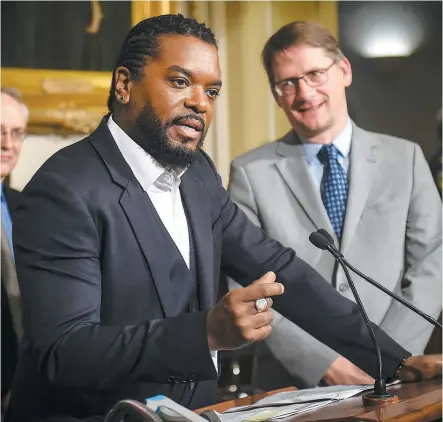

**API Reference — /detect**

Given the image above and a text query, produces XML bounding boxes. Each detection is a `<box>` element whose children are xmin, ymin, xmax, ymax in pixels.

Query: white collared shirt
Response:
<box><xmin>300</xmin><ymin>118</ymin><xmax>353</xmax><ymax>189</ymax></box>
<box><xmin>108</xmin><ymin>116</ymin><xmax>218</xmax><ymax>370</ymax></box>
<box><xmin>108</xmin><ymin>115</ymin><xmax>190</xmax><ymax>269</ymax></box>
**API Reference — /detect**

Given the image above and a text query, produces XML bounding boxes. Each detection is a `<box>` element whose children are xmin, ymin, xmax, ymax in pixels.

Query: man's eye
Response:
<box><xmin>206</xmin><ymin>89</ymin><xmax>220</xmax><ymax>99</ymax></box>
<box><xmin>281</xmin><ymin>80</ymin><xmax>294</xmax><ymax>87</ymax></box>
<box><xmin>171</xmin><ymin>78</ymin><xmax>189</xmax><ymax>88</ymax></box>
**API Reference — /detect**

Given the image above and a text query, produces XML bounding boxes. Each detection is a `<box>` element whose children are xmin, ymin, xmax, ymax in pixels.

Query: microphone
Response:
<box><xmin>104</xmin><ymin>399</ymin><xmax>164</xmax><ymax>422</ymax></box>
<box><xmin>315</xmin><ymin>228</ymin><xmax>442</xmax><ymax>329</ymax></box>
<box><xmin>309</xmin><ymin>230</ymin><xmax>395</xmax><ymax>404</ymax></box>
<box><xmin>105</xmin><ymin>397</ymin><xmax>212</xmax><ymax>422</ymax></box>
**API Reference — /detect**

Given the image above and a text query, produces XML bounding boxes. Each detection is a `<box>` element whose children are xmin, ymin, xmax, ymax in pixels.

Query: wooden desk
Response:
<box><xmin>197</xmin><ymin>379</ymin><xmax>442</xmax><ymax>421</ymax></box>
<box><xmin>196</xmin><ymin>387</ymin><xmax>297</xmax><ymax>415</ymax></box>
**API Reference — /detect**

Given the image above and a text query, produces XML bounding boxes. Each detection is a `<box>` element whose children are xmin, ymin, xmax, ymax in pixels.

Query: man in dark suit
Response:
<box><xmin>8</xmin><ymin>14</ymin><xmax>442</xmax><ymax>422</ymax></box>
<box><xmin>1</xmin><ymin>88</ymin><xmax>27</xmax><ymax>416</ymax></box>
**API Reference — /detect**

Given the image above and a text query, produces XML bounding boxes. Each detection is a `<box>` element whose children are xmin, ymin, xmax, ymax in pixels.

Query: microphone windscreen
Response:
<box><xmin>317</xmin><ymin>229</ymin><xmax>334</xmax><ymax>244</ymax></box>
<box><xmin>309</xmin><ymin>232</ymin><xmax>330</xmax><ymax>250</ymax></box>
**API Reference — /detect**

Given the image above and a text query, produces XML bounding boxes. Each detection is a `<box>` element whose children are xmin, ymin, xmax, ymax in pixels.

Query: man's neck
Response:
<box><xmin>299</xmin><ymin>116</ymin><xmax>350</xmax><ymax>145</ymax></box>
<box><xmin>112</xmin><ymin>113</ymin><xmax>135</xmax><ymax>140</ymax></box>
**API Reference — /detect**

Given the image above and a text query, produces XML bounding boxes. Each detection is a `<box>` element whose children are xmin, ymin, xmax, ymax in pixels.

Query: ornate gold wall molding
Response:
<box><xmin>2</xmin><ymin>67</ymin><xmax>111</xmax><ymax>135</ymax></box>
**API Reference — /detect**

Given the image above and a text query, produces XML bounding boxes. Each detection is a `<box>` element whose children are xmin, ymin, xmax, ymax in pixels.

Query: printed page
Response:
<box><xmin>224</xmin><ymin>384</ymin><xmax>374</xmax><ymax>413</ymax></box>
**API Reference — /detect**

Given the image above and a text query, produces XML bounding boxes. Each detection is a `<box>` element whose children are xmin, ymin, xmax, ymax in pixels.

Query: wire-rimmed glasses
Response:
<box><xmin>274</xmin><ymin>61</ymin><xmax>336</xmax><ymax>97</ymax></box>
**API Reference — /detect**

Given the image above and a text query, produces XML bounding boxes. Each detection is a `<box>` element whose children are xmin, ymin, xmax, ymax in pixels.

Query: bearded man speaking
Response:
<box><xmin>8</xmin><ymin>14</ymin><xmax>442</xmax><ymax>422</ymax></box>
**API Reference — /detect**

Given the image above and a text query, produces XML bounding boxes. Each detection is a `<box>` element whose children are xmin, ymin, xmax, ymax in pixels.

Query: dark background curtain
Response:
<box><xmin>1</xmin><ymin>1</ymin><xmax>131</xmax><ymax>71</ymax></box>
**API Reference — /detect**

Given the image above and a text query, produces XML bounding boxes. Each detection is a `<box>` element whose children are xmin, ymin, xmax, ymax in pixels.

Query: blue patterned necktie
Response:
<box><xmin>317</xmin><ymin>144</ymin><xmax>348</xmax><ymax>238</ymax></box>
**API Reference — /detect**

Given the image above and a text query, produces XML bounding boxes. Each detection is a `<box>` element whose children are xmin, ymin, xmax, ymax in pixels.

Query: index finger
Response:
<box><xmin>252</xmin><ymin>271</ymin><xmax>277</xmax><ymax>285</ymax></box>
<box><xmin>237</xmin><ymin>281</ymin><xmax>285</xmax><ymax>302</ymax></box>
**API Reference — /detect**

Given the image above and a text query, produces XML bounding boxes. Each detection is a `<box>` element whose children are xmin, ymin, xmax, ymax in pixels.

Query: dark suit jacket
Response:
<box><xmin>9</xmin><ymin>118</ymin><xmax>409</xmax><ymax>421</ymax></box>
<box><xmin>2</xmin><ymin>186</ymin><xmax>22</xmax><ymax>400</ymax></box>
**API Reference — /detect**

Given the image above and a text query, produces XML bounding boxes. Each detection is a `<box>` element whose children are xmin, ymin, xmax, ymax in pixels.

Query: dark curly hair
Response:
<box><xmin>107</xmin><ymin>14</ymin><xmax>217</xmax><ymax>112</ymax></box>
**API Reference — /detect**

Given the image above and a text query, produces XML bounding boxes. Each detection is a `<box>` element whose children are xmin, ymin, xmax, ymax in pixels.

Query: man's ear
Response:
<box><xmin>114</xmin><ymin>66</ymin><xmax>131</xmax><ymax>105</ymax></box>
<box><xmin>338</xmin><ymin>57</ymin><xmax>353</xmax><ymax>88</ymax></box>
<box><xmin>271</xmin><ymin>87</ymin><xmax>283</xmax><ymax>108</ymax></box>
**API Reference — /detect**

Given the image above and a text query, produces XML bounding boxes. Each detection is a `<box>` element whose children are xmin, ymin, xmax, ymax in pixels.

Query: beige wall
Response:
<box><xmin>10</xmin><ymin>135</ymin><xmax>81</xmax><ymax>191</ymax></box>
<box><xmin>226</xmin><ymin>1</ymin><xmax>338</xmax><ymax>160</ymax></box>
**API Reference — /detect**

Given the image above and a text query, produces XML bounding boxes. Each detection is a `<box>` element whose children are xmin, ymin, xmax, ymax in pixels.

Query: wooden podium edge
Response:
<box><xmin>195</xmin><ymin>381</ymin><xmax>442</xmax><ymax>422</ymax></box>
<box><xmin>358</xmin><ymin>388</ymin><xmax>443</xmax><ymax>422</ymax></box>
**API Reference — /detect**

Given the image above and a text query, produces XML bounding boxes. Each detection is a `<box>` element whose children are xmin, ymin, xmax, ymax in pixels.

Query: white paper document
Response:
<box><xmin>211</xmin><ymin>384</ymin><xmax>392</xmax><ymax>422</ymax></box>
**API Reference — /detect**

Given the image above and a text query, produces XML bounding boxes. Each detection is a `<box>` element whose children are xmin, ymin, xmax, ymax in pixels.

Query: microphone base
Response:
<box><xmin>362</xmin><ymin>391</ymin><xmax>399</xmax><ymax>407</ymax></box>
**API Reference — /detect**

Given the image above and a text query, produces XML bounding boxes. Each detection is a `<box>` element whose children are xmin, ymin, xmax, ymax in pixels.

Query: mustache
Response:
<box><xmin>169</xmin><ymin>114</ymin><xmax>206</xmax><ymax>131</ymax></box>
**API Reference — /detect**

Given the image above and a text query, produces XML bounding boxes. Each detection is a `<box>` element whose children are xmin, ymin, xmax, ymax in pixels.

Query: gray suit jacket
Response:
<box><xmin>228</xmin><ymin>123</ymin><xmax>442</xmax><ymax>388</ymax></box>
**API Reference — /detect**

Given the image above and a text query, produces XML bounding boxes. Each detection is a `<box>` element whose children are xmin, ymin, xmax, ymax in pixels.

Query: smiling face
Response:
<box><xmin>272</xmin><ymin>43</ymin><xmax>352</xmax><ymax>143</ymax></box>
<box><xmin>114</xmin><ymin>34</ymin><xmax>222</xmax><ymax>169</ymax></box>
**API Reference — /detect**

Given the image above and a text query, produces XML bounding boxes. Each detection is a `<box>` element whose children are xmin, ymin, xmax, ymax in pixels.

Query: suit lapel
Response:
<box><xmin>274</xmin><ymin>131</ymin><xmax>337</xmax><ymax>244</ymax></box>
<box><xmin>341</xmin><ymin>125</ymin><xmax>382</xmax><ymax>255</ymax></box>
<box><xmin>89</xmin><ymin>117</ymin><xmax>176</xmax><ymax>317</ymax></box>
<box><xmin>119</xmin><ymin>182</ymin><xmax>177</xmax><ymax>317</ymax></box>
<box><xmin>1</xmin><ymin>223</ymin><xmax>22</xmax><ymax>341</ymax></box>
<box><xmin>180</xmin><ymin>169</ymin><xmax>215</xmax><ymax>311</ymax></box>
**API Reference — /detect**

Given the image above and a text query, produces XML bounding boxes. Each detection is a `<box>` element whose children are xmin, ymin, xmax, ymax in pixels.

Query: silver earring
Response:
<box><xmin>119</xmin><ymin>96</ymin><xmax>125</xmax><ymax>103</ymax></box>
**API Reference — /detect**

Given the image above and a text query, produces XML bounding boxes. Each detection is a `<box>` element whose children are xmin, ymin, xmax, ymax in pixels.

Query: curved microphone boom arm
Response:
<box><xmin>316</xmin><ymin>229</ymin><xmax>442</xmax><ymax>329</ymax></box>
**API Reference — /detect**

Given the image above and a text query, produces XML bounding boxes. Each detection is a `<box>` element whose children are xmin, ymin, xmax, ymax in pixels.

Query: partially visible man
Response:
<box><xmin>1</xmin><ymin>88</ymin><xmax>27</xmax><ymax>413</ymax></box>
<box><xmin>228</xmin><ymin>21</ymin><xmax>442</xmax><ymax>389</ymax></box>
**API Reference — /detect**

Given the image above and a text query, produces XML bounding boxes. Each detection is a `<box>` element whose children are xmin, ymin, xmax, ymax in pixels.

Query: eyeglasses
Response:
<box><xmin>1</xmin><ymin>127</ymin><xmax>27</xmax><ymax>142</ymax></box>
<box><xmin>274</xmin><ymin>61</ymin><xmax>336</xmax><ymax>97</ymax></box>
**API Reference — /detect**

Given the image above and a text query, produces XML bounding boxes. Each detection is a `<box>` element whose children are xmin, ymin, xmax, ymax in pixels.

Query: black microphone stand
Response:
<box><xmin>309</xmin><ymin>232</ymin><xmax>399</xmax><ymax>406</ymax></box>
<box><xmin>335</xmin><ymin>253</ymin><xmax>398</xmax><ymax>403</ymax></box>
<box><xmin>316</xmin><ymin>229</ymin><xmax>442</xmax><ymax>329</ymax></box>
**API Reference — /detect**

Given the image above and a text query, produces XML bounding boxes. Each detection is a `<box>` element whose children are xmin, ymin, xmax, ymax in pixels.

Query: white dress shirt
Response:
<box><xmin>108</xmin><ymin>115</ymin><xmax>190</xmax><ymax>268</ymax></box>
<box><xmin>108</xmin><ymin>116</ymin><xmax>218</xmax><ymax>370</ymax></box>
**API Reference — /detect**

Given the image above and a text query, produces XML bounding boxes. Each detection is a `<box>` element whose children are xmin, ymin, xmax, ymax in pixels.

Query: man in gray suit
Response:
<box><xmin>228</xmin><ymin>21</ymin><xmax>442</xmax><ymax>388</ymax></box>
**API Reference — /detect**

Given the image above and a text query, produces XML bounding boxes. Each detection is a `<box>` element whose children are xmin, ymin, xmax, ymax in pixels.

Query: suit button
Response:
<box><xmin>188</xmin><ymin>373</ymin><xmax>197</xmax><ymax>383</ymax></box>
<box><xmin>167</xmin><ymin>375</ymin><xmax>176</xmax><ymax>384</ymax></box>
<box><xmin>339</xmin><ymin>284</ymin><xmax>349</xmax><ymax>292</ymax></box>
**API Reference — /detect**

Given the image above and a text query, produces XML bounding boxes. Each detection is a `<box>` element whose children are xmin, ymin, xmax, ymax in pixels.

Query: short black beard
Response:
<box><xmin>133</xmin><ymin>102</ymin><xmax>205</xmax><ymax>171</ymax></box>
